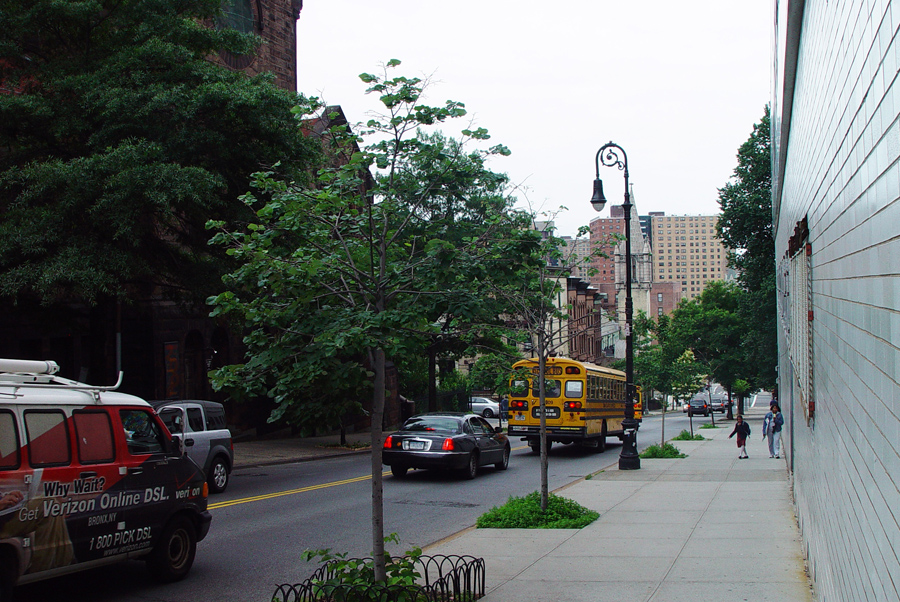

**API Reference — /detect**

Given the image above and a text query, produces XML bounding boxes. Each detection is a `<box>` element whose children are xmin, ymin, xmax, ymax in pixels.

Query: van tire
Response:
<box><xmin>0</xmin><ymin>548</ymin><xmax>17</xmax><ymax>602</ymax></box>
<box><xmin>147</xmin><ymin>515</ymin><xmax>197</xmax><ymax>582</ymax></box>
<box><xmin>208</xmin><ymin>456</ymin><xmax>230</xmax><ymax>493</ymax></box>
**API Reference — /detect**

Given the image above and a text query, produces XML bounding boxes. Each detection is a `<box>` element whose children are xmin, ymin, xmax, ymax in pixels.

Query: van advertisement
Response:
<box><xmin>1</xmin><ymin>465</ymin><xmax>203</xmax><ymax>575</ymax></box>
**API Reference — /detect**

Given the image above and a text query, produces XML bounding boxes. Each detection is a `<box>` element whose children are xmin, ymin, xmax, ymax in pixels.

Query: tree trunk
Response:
<box><xmin>370</xmin><ymin>347</ymin><xmax>386</xmax><ymax>582</ymax></box>
<box><xmin>427</xmin><ymin>345</ymin><xmax>437</xmax><ymax>412</ymax></box>
<box><xmin>660</xmin><ymin>403</ymin><xmax>666</xmax><ymax>445</ymax></box>
<box><xmin>538</xmin><ymin>334</ymin><xmax>549</xmax><ymax>512</ymax></box>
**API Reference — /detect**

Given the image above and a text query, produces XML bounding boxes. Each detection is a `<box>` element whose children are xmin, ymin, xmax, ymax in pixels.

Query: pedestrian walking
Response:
<box><xmin>763</xmin><ymin>402</ymin><xmax>785</xmax><ymax>458</ymax></box>
<box><xmin>729</xmin><ymin>414</ymin><xmax>751</xmax><ymax>458</ymax></box>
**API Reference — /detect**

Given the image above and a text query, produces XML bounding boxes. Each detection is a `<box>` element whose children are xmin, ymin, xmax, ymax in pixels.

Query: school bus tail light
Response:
<box><xmin>510</xmin><ymin>400</ymin><xmax>528</xmax><ymax>410</ymax></box>
<box><xmin>564</xmin><ymin>401</ymin><xmax>583</xmax><ymax>411</ymax></box>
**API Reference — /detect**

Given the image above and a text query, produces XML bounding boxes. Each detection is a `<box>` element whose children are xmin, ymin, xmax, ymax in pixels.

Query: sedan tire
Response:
<box><xmin>495</xmin><ymin>445</ymin><xmax>510</xmax><ymax>470</ymax></box>
<box><xmin>482</xmin><ymin>408</ymin><xmax>494</xmax><ymax>418</ymax></box>
<box><xmin>391</xmin><ymin>465</ymin><xmax>409</xmax><ymax>478</ymax></box>
<box><xmin>462</xmin><ymin>452</ymin><xmax>478</xmax><ymax>480</ymax></box>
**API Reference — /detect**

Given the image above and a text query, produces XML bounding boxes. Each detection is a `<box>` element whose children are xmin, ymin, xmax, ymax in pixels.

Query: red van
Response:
<box><xmin>0</xmin><ymin>359</ymin><xmax>212</xmax><ymax>598</ymax></box>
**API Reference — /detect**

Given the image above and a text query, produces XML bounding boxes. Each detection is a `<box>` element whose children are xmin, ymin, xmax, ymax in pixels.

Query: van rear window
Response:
<box><xmin>74</xmin><ymin>411</ymin><xmax>115</xmax><ymax>464</ymax></box>
<box><xmin>25</xmin><ymin>410</ymin><xmax>71</xmax><ymax>467</ymax></box>
<box><xmin>0</xmin><ymin>411</ymin><xmax>20</xmax><ymax>470</ymax></box>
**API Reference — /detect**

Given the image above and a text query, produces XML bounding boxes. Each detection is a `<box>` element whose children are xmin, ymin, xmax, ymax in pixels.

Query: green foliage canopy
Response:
<box><xmin>0</xmin><ymin>0</ymin><xmax>317</xmax><ymax>305</ymax></box>
<box><xmin>716</xmin><ymin>106</ymin><xmax>776</xmax><ymax>389</ymax></box>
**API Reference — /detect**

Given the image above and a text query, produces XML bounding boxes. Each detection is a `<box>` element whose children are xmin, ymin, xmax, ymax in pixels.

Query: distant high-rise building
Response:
<box><xmin>650</xmin><ymin>214</ymin><xmax>729</xmax><ymax>301</ymax></box>
<box><xmin>560</xmin><ymin>236</ymin><xmax>591</xmax><ymax>279</ymax></box>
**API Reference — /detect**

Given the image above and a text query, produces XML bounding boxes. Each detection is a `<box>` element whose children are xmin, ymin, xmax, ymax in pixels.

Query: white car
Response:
<box><xmin>469</xmin><ymin>396</ymin><xmax>501</xmax><ymax>418</ymax></box>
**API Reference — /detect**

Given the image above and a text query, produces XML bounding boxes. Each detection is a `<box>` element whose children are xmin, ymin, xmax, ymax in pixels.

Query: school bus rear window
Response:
<box><xmin>25</xmin><ymin>410</ymin><xmax>71</xmax><ymax>467</ymax></box>
<box><xmin>0</xmin><ymin>410</ymin><xmax>20</xmax><ymax>470</ymax></box>
<box><xmin>74</xmin><ymin>410</ymin><xmax>115</xmax><ymax>464</ymax></box>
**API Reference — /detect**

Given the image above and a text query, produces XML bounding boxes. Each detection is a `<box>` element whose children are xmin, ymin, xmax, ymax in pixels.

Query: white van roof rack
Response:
<box><xmin>0</xmin><ymin>359</ymin><xmax>59</xmax><ymax>375</ymax></box>
<box><xmin>0</xmin><ymin>358</ymin><xmax>123</xmax><ymax>392</ymax></box>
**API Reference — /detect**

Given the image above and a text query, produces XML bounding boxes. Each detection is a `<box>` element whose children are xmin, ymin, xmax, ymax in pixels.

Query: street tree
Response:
<box><xmin>0</xmin><ymin>0</ymin><xmax>318</xmax><ymax>311</ymax></box>
<box><xmin>669</xmin><ymin>281</ymin><xmax>745</xmax><ymax>418</ymax></box>
<box><xmin>670</xmin><ymin>350</ymin><xmax>706</xmax><ymax>436</ymax></box>
<box><xmin>489</xmin><ymin>218</ymin><xmax>607</xmax><ymax>511</ymax></box>
<box><xmin>716</xmin><ymin>106</ymin><xmax>776</xmax><ymax>391</ymax></box>
<box><xmin>207</xmin><ymin>61</ymin><xmax>538</xmax><ymax>580</ymax></box>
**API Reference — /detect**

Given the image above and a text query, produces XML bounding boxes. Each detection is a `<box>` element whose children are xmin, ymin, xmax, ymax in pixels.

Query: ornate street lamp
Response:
<box><xmin>591</xmin><ymin>142</ymin><xmax>640</xmax><ymax>470</ymax></box>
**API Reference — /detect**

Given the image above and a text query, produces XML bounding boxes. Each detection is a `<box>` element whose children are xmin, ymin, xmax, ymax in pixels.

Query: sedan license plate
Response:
<box><xmin>402</xmin><ymin>440</ymin><xmax>427</xmax><ymax>451</ymax></box>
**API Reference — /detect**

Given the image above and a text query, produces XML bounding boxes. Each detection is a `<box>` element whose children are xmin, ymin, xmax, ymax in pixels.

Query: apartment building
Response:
<box><xmin>650</xmin><ymin>214</ymin><xmax>729</xmax><ymax>300</ymax></box>
<box><xmin>559</xmin><ymin>236</ymin><xmax>591</xmax><ymax>280</ymax></box>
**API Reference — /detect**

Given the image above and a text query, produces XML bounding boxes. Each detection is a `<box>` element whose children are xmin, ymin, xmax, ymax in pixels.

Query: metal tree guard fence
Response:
<box><xmin>272</xmin><ymin>554</ymin><xmax>486</xmax><ymax>602</ymax></box>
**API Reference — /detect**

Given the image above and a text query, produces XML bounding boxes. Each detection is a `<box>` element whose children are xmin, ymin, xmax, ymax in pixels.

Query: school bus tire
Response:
<box><xmin>596</xmin><ymin>421</ymin><xmax>608</xmax><ymax>452</ymax></box>
<box><xmin>0</xmin><ymin>547</ymin><xmax>17</xmax><ymax>602</ymax></box>
<box><xmin>147</xmin><ymin>515</ymin><xmax>197</xmax><ymax>583</ymax></box>
<box><xmin>528</xmin><ymin>438</ymin><xmax>552</xmax><ymax>454</ymax></box>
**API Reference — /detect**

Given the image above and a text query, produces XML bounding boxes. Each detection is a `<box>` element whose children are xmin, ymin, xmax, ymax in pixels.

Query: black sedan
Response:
<box><xmin>382</xmin><ymin>412</ymin><xmax>511</xmax><ymax>479</ymax></box>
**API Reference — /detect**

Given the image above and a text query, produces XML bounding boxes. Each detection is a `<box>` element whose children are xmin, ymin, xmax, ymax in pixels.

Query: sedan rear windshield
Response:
<box><xmin>402</xmin><ymin>417</ymin><xmax>461</xmax><ymax>433</ymax></box>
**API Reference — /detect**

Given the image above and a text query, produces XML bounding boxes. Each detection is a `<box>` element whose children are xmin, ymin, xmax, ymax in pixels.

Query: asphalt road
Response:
<box><xmin>13</xmin><ymin>412</ymin><xmax>720</xmax><ymax>602</ymax></box>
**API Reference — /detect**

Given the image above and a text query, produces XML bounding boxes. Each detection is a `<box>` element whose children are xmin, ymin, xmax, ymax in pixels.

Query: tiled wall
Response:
<box><xmin>775</xmin><ymin>1</ymin><xmax>900</xmax><ymax>600</ymax></box>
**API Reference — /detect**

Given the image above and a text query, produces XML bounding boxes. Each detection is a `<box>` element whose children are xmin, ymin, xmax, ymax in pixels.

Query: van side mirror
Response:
<box><xmin>158</xmin><ymin>407</ymin><xmax>187</xmax><ymax>456</ymax></box>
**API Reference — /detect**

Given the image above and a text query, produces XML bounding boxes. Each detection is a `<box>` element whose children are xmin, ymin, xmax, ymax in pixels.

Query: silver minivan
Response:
<box><xmin>152</xmin><ymin>400</ymin><xmax>234</xmax><ymax>494</ymax></box>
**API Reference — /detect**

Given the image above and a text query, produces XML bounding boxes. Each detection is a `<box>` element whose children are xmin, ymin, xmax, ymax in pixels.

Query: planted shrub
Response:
<box><xmin>671</xmin><ymin>430</ymin><xmax>705</xmax><ymax>441</ymax></box>
<box><xmin>476</xmin><ymin>491</ymin><xmax>599</xmax><ymax>529</ymax></box>
<box><xmin>639</xmin><ymin>443</ymin><xmax>687</xmax><ymax>459</ymax></box>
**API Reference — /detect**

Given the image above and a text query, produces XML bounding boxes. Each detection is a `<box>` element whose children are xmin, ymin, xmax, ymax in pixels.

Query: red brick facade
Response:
<box><xmin>209</xmin><ymin>0</ymin><xmax>303</xmax><ymax>92</ymax></box>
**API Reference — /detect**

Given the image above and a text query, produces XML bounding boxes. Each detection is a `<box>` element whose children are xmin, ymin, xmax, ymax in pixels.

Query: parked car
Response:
<box><xmin>152</xmin><ymin>399</ymin><xmax>234</xmax><ymax>493</ymax></box>
<box><xmin>710</xmin><ymin>397</ymin><xmax>727</xmax><ymax>413</ymax></box>
<box><xmin>688</xmin><ymin>398</ymin><xmax>709</xmax><ymax>417</ymax></box>
<box><xmin>469</xmin><ymin>396</ymin><xmax>501</xmax><ymax>418</ymax></box>
<box><xmin>682</xmin><ymin>401</ymin><xmax>690</xmax><ymax>413</ymax></box>
<box><xmin>383</xmin><ymin>412</ymin><xmax>510</xmax><ymax>479</ymax></box>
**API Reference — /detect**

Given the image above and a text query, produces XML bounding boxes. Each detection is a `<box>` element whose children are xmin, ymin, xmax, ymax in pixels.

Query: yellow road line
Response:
<box><xmin>209</xmin><ymin>471</ymin><xmax>390</xmax><ymax>510</ymax></box>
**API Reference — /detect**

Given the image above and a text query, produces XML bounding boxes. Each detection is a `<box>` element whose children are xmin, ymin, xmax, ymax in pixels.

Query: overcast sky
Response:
<box><xmin>296</xmin><ymin>1</ymin><xmax>771</xmax><ymax>238</ymax></box>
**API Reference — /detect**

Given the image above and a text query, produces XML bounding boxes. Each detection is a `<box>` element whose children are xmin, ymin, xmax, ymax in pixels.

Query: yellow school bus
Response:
<box><xmin>507</xmin><ymin>357</ymin><xmax>641</xmax><ymax>453</ymax></box>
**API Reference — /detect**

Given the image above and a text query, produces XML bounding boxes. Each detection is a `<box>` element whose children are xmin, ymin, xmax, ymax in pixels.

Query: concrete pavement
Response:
<box><xmin>230</xmin><ymin>405</ymin><xmax>815</xmax><ymax>601</ymax></box>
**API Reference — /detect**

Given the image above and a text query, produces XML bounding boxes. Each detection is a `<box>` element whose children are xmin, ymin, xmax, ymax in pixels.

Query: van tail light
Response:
<box><xmin>383</xmin><ymin>435</ymin><xmax>393</xmax><ymax>449</ymax></box>
<box><xmin>202</xmin><ymin>482</ymin><xmax>209</xmax><ymax>498</ymax></box>
<box><xmin>442</xmin><ymin>438</ymin><xmax>455</xmax><ymax>451</ymax></box>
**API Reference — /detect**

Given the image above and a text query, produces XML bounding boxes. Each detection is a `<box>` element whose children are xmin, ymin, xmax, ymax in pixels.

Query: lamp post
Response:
<box><xmin>591</xmin><ymin>141</ymin><xmax>640</xmax><ymax>470</ymax></box>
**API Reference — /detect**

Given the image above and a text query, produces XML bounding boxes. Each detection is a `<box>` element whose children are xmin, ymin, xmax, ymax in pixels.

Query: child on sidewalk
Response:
<box><xmin>729</xmin><ymin>414</ymin><xmax>751</xmax><ymax>459</ymax></box>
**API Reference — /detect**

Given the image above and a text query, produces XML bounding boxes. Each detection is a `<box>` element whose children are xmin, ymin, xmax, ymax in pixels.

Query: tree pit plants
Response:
<box><xmin>671</xmin><ymin>429</ymin><xmax>705</xmax><ymax>441</ymax></box>
<box><xmin>476</xmin><ymin>491</ymin><xmax>599</xmax><ymax>529</ymax></box>
<box><xmin>639</xmin><ymin>443</ymin><xmax>687</xmax><ymax>459</ymax></box>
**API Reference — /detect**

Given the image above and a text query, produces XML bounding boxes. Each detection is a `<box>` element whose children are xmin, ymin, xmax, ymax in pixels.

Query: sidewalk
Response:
<box><xmin>232</xmin><ymin>431</ymin><xmax>373</xmax><ymax>468</ymax></box>
<box><xmin>425</xmin><ymin>404</ymin><xmax>815</xmax><ymax>602</ymax></box>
